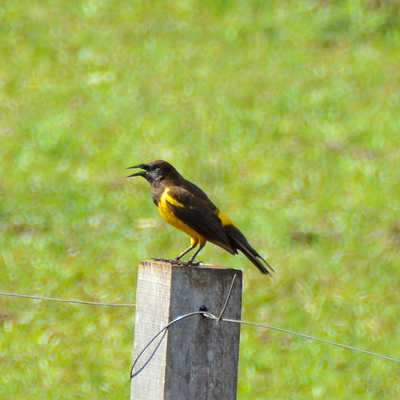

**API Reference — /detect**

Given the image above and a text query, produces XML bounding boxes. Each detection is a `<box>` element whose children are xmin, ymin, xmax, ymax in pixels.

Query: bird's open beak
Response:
<box><xmin>126</xmin><ymin>165</ymin><xmax>146</xmax><ymax>178</ymax></box>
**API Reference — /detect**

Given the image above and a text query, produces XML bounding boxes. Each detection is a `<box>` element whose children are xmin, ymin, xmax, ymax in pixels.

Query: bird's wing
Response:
<box><xmin>165</xmin><ymin>185</ymin><xmax>236</xmax><ymax>254</ymax></box>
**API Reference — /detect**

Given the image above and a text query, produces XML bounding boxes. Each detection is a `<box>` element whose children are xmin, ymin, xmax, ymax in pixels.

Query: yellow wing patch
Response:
<box><xmin>161</xmin><ymin>188</ymin><xmax>186</xmax><ymax>208</ymax></box>
<box><xmin>217</xmin><ymin>210</ymin><xmax>234</xmax><ymax>226</ymax></box>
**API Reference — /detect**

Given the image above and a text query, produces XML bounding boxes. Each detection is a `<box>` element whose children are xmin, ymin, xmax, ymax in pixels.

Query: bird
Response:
<box><xmin>126</xmin><ymin>160</ymin><xmax>274</xmax><ymax>275</ymax></box>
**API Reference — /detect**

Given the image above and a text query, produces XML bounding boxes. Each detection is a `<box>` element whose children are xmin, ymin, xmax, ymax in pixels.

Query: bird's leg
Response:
<box><xmin>153</xmin><ymin>239</ymin><xmax>205</xmax><ymax>266</ymax></box>
<box><xmin>172</xmin><ymin>239</ymin><xmax>205</xmax><ymax>266</ymax></box>
<box><xmin>152</xmin><ymin>240</ymin><xmax>198</xmax><ymax>265</ymax></box>
<box><xmin>172</xmin><ymin>237</ymin><xmax>198</xmax><ymax>261</ymax></box>
<box><xmin>186</xmin><ymin>243</ymin><xmax>206</xmax><ymax>266</ymax></box>
<box><xmin>174</xmin><ymin>243</ymin><xmax>197</xmax><ymax>261</ymax></box>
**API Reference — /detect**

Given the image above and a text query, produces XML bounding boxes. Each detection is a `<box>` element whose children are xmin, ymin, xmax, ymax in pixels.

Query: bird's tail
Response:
<box><xmin>225</xmin><ymin>225</ymin><xmax>274</xmax><ymax>275</ymax></box>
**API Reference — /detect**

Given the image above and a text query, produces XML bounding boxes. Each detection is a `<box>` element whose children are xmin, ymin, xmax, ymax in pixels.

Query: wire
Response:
<box><xmin>130</xmin><ymin>311</ymin><xmax>207</xmax><ymax>379</ymax></box>
<box><xmin>130</xmin><ymin>309</ymin><xmax>400</xmax><ymax>381</ymax></box>
<box><xmin>217</xmin><ymin>273</ymin><xmax>238</xmax><ymax>321</ymax></box>
<box><xmin>217</xmin><ymin>317</ymin><xmax>400</xmax><ymax>365</ymax></box>
<box><xmin>0</xmin><ymin>292</ymin><xmax>135</xmax><ymax>308</ymax></box>
<box><xmin>129</xmin><ymin>276</ymin><xmax>400</xmax><ymax>380</ymax></box>
<box><xmin>1</xmin><ymin>290</ymin><xmax>399</xmax><ymax>366</ymax></box>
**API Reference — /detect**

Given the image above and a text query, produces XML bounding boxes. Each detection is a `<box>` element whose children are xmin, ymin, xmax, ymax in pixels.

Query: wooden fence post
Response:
<box><xmin>130</xmin><ymin>260</ymin><xmax>242</xmax><ymax>400</ymax></box>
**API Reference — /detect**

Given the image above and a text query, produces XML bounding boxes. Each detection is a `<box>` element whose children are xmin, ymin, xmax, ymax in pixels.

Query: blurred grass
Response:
<box><xmin>1</xmin><ymin>0</ymin><xmax>400</xmax><ymax>398</ymax></box>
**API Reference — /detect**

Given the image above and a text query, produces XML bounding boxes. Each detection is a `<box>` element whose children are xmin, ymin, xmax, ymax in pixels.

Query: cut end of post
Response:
<box><xmin>139</xmin><ymin>259</ymin><xmax>241</xmax><ymax>272</ymax></box>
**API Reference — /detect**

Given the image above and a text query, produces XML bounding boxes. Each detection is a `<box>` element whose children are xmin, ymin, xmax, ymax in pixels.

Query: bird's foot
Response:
<box><xmin>151</xmin><ymin>258</ymin><xmax>176</xmax><ymax>264</ymax></box>
<box><xmin>174</xmin><ymin>259</ymin><xmax>204</xmax><ymax>266</ymax></box>
<box><xmin>151</xmin><ymin>258</ymin><xmax>203</xmax><ymax>266</ymax></box>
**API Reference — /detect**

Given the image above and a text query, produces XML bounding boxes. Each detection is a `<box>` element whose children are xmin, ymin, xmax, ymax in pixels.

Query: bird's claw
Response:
<box><xmin>151</xmin><ymin>258</ymin><xmax>203</xmax><ymax>267</ymax></box>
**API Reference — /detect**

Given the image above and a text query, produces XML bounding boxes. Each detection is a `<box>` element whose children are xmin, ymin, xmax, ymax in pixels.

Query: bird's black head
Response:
<box><xmin>126</xmin><ymin>160</ymin><xmax>180</xmax><ymax>184</ymax></box>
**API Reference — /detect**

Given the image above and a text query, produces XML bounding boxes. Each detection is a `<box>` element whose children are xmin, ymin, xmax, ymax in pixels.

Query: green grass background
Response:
<box><xmin>1</xmin><ymin>0</ymin><xmax>400</xmax><ymax>398</ymax></box>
